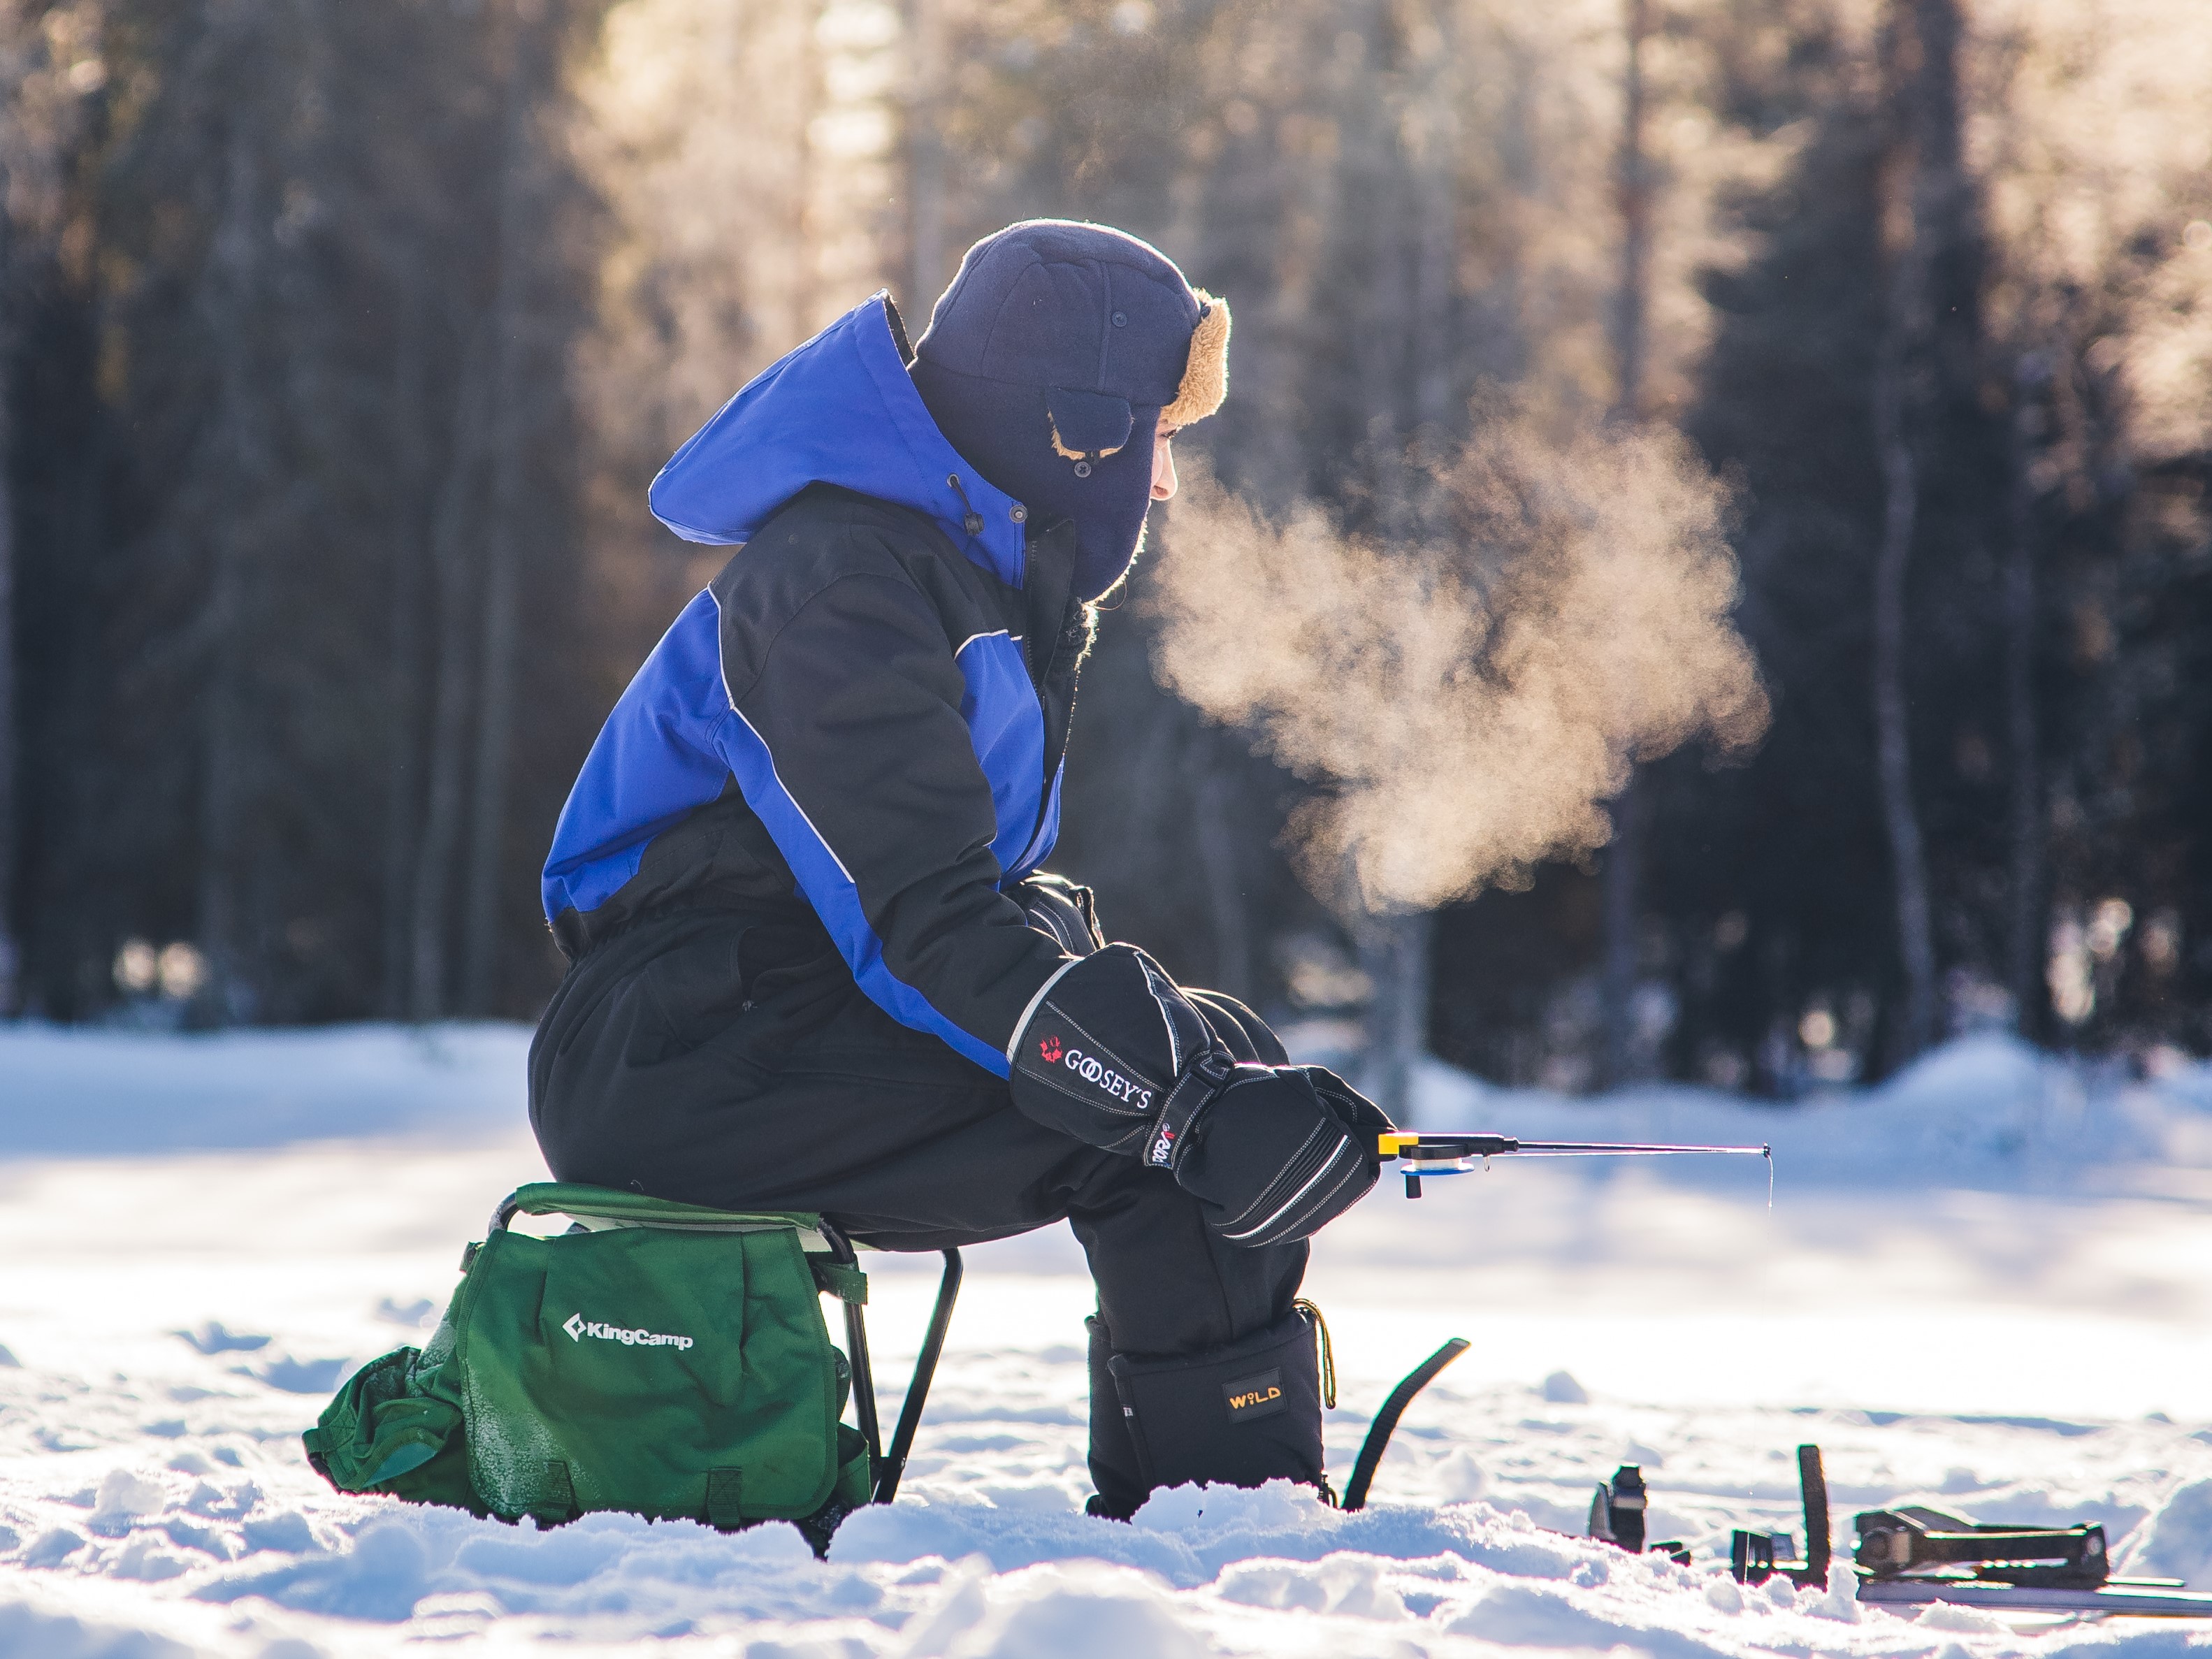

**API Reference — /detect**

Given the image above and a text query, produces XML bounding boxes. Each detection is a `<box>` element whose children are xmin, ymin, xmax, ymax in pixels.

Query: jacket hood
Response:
<box><xmin>648</xmin><ymin>294</ymin><xmax>1032</xmax><ymax>588</ymax></box>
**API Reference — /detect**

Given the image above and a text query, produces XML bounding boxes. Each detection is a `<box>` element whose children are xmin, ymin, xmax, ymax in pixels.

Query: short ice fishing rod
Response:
<box><xmin>1378</xmin><ymin>1132</ymin><xmax>1774</xmax><ymax>1199</ymax></box>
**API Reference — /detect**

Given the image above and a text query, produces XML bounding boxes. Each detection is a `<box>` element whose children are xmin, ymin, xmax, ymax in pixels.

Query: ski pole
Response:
<box><xmin>1378</xmin><ymin>1132</ymin><xmax>1773</xmax><ymax>1199</ymax></box>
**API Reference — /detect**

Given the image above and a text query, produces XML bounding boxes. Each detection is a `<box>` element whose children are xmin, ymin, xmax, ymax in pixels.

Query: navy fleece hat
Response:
<box><xmin>909</xmin><ymin>220</ymin><xmax>1230</xmax><ymax>599</ymax></box>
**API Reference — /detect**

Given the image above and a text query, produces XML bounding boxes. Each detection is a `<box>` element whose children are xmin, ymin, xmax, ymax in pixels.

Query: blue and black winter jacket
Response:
<box><xmin>542</xmin><ymin>296</ymin><xmax>1086</xmax><ymax>1077</ymax></box>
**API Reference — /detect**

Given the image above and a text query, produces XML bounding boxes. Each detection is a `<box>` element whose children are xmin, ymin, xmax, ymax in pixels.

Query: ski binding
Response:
<box><xmin>1853</xmin><ymin>1502</ymin><xmax>2212</xmax><ymax>1617</ymax></box>
<box><xmin>1737</xmin><ymin>1442</ymin><xmax>2212</xmax><ymax>1617</ymax></box>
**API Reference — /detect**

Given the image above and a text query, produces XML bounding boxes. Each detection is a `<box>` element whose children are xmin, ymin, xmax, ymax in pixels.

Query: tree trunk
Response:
<box><xmin>1410</xmin><ymin>8</ymin><xmax>1456</xmax><ymax>437</ymax></box>
<box><xmin>1600</xmin><ymin>771</ymin><xmax>1646</xmax><ymax>1086</ymax></box>
<box><xmin>196</xmin><ymin>125</ymin><xmax>271</xmax><ymax>1024</ymax></box>
<box><xmin>1609</xmin><ymin>0</ymin><xmax>1652</xmax><ymax>423</ymax></box>
<box><xmin>1599</xmin><ymin>0</ymin><xmax>1654</xmax><ymax>1089</ymax></box>
<box><xmin>381</xmin><ymin>274</ymin><xmax>433</xmax><ymax>1019</ymax></box>
<box><xmin>1870</xmin><ymin>342</ymin><xmax>1935</xmax><ymax>1058</ymax></box>
<box><xmin>1359</xmin><ymin>910</ymin><xmax>1433</xmax><ymax>1122</ymax></box>
<box><xmin>1189</xmin><ymin>728</ymin><xmax>1252</xmax><ymax>1001</ymax></box>
<box><xmin>461</xmin><ymin>0</ymin><xmax>561</xmax><ymax>1015</ymax></box>
<box><xmin>2003</xmin><ymin>360</ymin><xmax>2044</xmax><ymax>1033</ymax></box>
<box><xmin>407</xmin><ymin>321</ymin><xmax>495</xmax><ymax>1021</ymax></box>
<box><xmin>0</xmin><ymin>191</ymin><xmax>17</xmax><ymax>1015</ymax></box>
<box><xmin>1870</xmin><ymin>0</ymin><xmax>1972</xmax><ymax>1064</ymax></box>
<box><xmin>904</xmin><ymin>0</ymin><xmax>946</xmax><ymax>316</ymax></box>
<box><xmin>1347</xmin><ymin>3</ymin><xmax>1451</xmax><ymax>1102</ymax></box>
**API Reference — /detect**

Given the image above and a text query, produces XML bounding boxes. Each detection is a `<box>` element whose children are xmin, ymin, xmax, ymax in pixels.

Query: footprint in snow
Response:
<box><xmin>251</xmin><ymin>1356</ymin><xmax>352</xmax><ymax>1394</ymax></box>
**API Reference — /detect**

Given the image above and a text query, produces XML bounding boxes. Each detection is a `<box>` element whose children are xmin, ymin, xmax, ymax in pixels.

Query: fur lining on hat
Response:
<box><xmin>1048</xmin><ymin>415</ymin><xmax>1127</xmax><ymax>463</ymax></box>
<box><xmin>1162</xmin><ymin>290</ymin><xmax>1231</xmax><ymax>427</ymax></box>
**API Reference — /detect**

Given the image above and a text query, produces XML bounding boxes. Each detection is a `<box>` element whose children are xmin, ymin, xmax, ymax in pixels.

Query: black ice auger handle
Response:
<box><xmin>1795</xmin><ymin>1443</ymin><xmax>1832</xmax><ymax>1586</ymax></box>
<box><xmin>1341</xmin><ymin>1337</ymin><xmax>1472</xmax><ymax>1512</ymax></box>
<box><xmin>873</xmin><ymin>1248</ymin><xmax>964</xmax><ymax>1507</ymax></box>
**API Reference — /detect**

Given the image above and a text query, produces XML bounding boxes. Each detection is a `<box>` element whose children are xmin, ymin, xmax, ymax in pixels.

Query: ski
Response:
<box><xmin>1858</xmin><ymin>1580</ymin><xmax>2212</xmax><ymax>1617</ymax></box>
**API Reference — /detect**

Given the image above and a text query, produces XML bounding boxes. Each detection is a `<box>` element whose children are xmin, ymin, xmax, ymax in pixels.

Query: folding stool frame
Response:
<box><xmin>815</xmin><ymin>1219</ymin><xmax>963</xmax><ymax>1506</ymax></box>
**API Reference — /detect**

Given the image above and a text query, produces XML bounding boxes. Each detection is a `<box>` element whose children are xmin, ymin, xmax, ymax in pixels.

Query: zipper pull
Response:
<box><xmin>946</xmin><ymin>474</ymin><xmax>984</xmax><ymax>536</ymax></box>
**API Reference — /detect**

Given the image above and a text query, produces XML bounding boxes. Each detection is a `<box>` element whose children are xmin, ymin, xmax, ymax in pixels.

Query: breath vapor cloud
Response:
<box><xmin>1148</xmin><ymin>410</ymin><xmax>1771</xmax><ymax>913</ymax></box>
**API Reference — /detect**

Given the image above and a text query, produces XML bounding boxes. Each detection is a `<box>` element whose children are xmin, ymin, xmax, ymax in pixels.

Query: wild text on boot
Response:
<box><xmin>1221</xmin><ymin>1367</ymin><xmax>1287</xmax><ymax>1421</ymax></box>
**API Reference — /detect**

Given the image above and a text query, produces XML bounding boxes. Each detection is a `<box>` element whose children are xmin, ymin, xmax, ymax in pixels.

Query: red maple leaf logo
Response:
<box><xmin>1039</xmin><ymin>1036</ymin><xmax>1063</xmax><ymax>1062</ymax></box>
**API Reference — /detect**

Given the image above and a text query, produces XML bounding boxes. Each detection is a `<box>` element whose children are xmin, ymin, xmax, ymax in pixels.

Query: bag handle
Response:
<box><xmin>489</xmin><ymin>1182</ymin><xmax>826</xmax><ymax>1245</ymax></box>
<box><xmin>482</xmin><ymin>1181</ymin><xmax>861</xmax><ymax>1299</ymax></box>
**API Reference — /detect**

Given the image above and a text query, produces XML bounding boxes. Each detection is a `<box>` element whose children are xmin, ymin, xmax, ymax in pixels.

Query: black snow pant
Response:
<box><xmin>527</xmin><ymin>912</ymin><xmax>1315</xmax><ymax>1515</ymax></box>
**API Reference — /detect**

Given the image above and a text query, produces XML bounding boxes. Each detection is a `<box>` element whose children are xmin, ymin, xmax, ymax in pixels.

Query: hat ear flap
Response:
<box><xmin>1162</xmin><ymin>291</ymin><xmax>1230</xmax><ymax>426</ymax></box>
<box><xmin>1046</xmin><ymin>387</ymin><xmax>1136</xmax><ymax>461</ymax></box>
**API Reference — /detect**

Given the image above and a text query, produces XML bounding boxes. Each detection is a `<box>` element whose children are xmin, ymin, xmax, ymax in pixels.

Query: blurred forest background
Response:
<box><xmin>1</xmin><ymin>0</ymin><xmax>2208</xmax><ymax>1100</ymax></box>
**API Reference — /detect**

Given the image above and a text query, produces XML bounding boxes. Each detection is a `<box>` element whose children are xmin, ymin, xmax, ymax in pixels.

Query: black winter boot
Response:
<box><xmin>1085</xmin><ymin>1314</ymin><xmax>1150</xmax><ymax>1519</ymax></box>
<box><xmin>1086</xmin><ymin>1305</ymin><xmax>1331</xmax><ymax>1518</ymax></box>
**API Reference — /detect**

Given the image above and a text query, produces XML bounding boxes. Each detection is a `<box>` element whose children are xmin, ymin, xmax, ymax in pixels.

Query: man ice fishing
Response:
<box><xmin>530</xmin><ymin>219</ymin><xmax>1392</xmax><ymax>1519</ymax></box>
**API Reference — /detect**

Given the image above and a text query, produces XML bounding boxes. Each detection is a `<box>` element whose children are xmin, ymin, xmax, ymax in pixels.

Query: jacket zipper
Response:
<box><xmin>1016</xmin><ymin>535</ymin><xmax>1080</xmax><ymax>869</ymax></box>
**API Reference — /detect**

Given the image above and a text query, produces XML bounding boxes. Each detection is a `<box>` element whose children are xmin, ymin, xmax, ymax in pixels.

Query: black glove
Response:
<box><xmin>1183</xmin><ymin>987</ymin><xmax>1287</xmax><ymax>1064</ymax></box>
<box><xmin>1008</xmin><ymin>872</ymin><xmax>1105</xmax><ymax>957</ymax></box>
<box><xmin>1008</xmin><ymin>944</ymin><xmax>1391</xmax><ymax>1245</ymax></box>
<box><xmin>1172</xmin><ymin>1064</ymin><xmax>1392</xmax><ymax>1247</ymax></box>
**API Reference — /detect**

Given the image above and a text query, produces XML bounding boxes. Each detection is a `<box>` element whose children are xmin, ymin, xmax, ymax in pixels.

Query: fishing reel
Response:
<box><xmin>1378</xmin><ymin>1133</ymin><xmax>1519</xmax><ymax>1196</ymax></box>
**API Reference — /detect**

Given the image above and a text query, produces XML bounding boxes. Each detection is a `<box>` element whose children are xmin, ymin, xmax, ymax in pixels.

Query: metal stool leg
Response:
<box><xmin>815</xmin><ymin>1219</ymin><xmax>883</xmax><ymax>1476</ymax></box>
<box><xmin>815</xmin><ymin>1224</ymin><xmax>963</xmax><ymax>1507</ymax></box>
<box><xmin>874</xmin><ymin>1249</ymin><xmax>963</xmax><ymax>1505</ymax></box>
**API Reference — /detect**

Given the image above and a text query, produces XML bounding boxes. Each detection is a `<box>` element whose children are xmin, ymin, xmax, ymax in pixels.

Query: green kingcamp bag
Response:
<box><xmin>304</xmin><ymin>1184</ymin><xmax>962</xmax><ymax>1535</ymax></box>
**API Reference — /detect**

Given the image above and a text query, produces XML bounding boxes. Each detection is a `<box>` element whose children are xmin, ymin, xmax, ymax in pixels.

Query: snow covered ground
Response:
<box><xmin>5</xmin><ymin>1022</ymin><xmax>2212</xmax><ymax>1657</ymax></box>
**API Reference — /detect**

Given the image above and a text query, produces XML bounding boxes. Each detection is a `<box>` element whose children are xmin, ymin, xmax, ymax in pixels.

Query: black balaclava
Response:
<box><xmin>908</xmin><ymin>220</ymin><xmax>1230</xmax><ymax>600</ymax></box>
